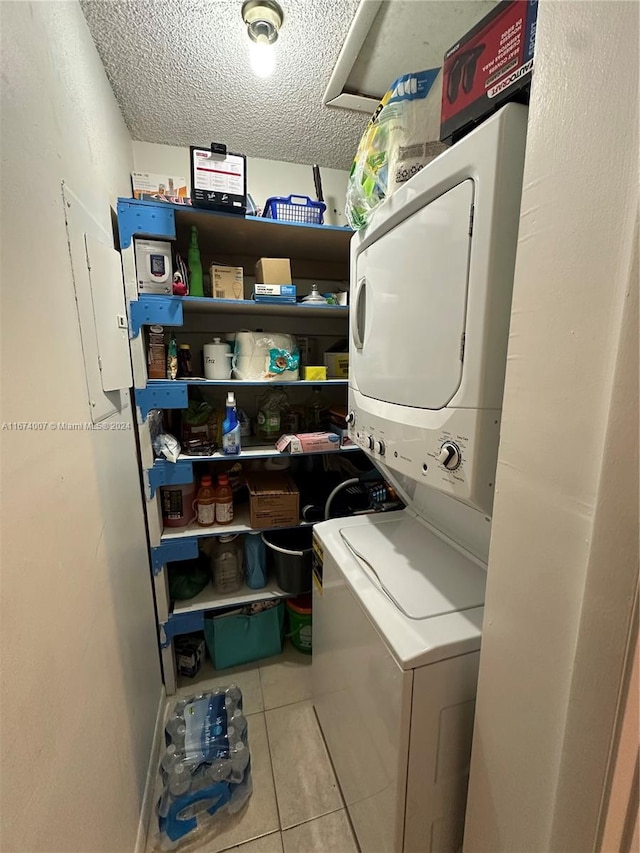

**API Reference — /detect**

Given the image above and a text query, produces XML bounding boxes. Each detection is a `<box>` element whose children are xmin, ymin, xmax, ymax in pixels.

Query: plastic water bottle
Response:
<box><xmin>230</xmin><ymin>741</ymin><xmax>250</xmax><ymax>784</ymax></box>
<box><xmin>230</xmin><ymin>710</ymin><xmax>248</xmax><ymax>741</ymax></box>
<box><xmin>166</xmin><ymin>721</ymin><xmax>186</xmax><ymax>750</ymax></box>
<box><xmin>161</xmin><ymin>744</ymin><xmax>178</xmax><ymax>775</ymax></box>
<box><xmin>169</xmin><ymin>762</ymin><xmax>192</xmax><ymax>798</ymax></box>
<box><xmin>225</xmin><ymin>685</ymin><xmax>242</xmax><ymax>710</ymax></box>
<box><xmin>208</xmin><ymin>758</ymin><xmax>232</xmax><ymax>782</ymax></box>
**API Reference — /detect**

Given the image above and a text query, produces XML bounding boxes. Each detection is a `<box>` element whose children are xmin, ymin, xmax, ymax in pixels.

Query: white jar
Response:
<box><xmin>203</xmin><ymin>338</ymin><xmax>233</xmax><ymax>380</ymax></box>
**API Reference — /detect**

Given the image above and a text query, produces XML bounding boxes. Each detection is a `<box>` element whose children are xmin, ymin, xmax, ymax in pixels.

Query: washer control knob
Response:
<box><xmin>345</xmin><ymin>411</ymin><xmax>356</xmax><ymax>426</ymax></box>
<box><xmin>366</xmin><ymin>434</ymin><xmax>375</xmax><ymax>451</ymax></box>
<box><xmin>437</xmin><ymin>441</ymin><xmax>461</xmax><ymax>470</ymax></box>
<box><xmin>374</xmin><ymin>439</ymin><xmax>386</xmax><ymax>456</ymax></box>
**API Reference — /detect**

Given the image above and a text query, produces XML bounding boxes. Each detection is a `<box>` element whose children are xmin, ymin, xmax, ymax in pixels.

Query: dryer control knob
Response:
<box><xmin>366</xmin><ymin>435</ymin><xmax>375</xmax><ymax>451</ymax></box>
<box><xmin>374</xmin><ymin>439</ymin><xmax>386</xmax><ymax>456</ymax></box>
<box><xmin>437</xmin><ymin>442</ymin><xmax>461</xmax><ymax>470</ymax></box>
<box><xmin>345</xmin><ymin>411</ymin><xmax>356</xmax><ymax>426</ymax></box>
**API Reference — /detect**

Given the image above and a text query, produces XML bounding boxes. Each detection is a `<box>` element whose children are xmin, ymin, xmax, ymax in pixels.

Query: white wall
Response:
<box><xmin>132</xmin><ymin>141</ymin><xmax>350</xmax><ymax>226</ymax></box>
<box><xmin>0</xmin><ymin>3</ymin><xmax>162</xmax><ymax>852</ymax></box>
<box><xmin>464</xmin><ymin>2</ymin><xmax>639</xmax><ymax>851</ymax></box>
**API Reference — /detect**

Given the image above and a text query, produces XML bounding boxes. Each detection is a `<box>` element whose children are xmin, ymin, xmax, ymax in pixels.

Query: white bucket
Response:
<box><xmin>203</xmin><ymin>338</ymin><xmax>233</xmax><ymax>380</ymax></box>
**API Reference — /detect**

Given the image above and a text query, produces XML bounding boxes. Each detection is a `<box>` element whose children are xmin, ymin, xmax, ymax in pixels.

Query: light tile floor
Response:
<box><xmin>146</xmin><ymin>643</ymin><xmax>359</xmax><ymax>853</ymax></box>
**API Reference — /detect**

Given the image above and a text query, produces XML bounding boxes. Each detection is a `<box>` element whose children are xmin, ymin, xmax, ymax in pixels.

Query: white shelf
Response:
<box><xmin>178</xmin><ymin>443</ymin><xmax>358</xmax><ymax>463</ymax></box>
<box><xmin>172</xmin><ymin>577</ymin><xmax>294</xmax><ymax>616</ymax></box>
<box><xmin>161</xmin><ymin>506</ymin><xmax>312</xmax><ymax>541</ymax></box>
<box><xmin>180</xmin><ymin>297</ymin><xmax>348</xmax><ymax>319</ymax></box>
<box><xmin>146</xmin><ymin>378</ymin><xmax>348</xmax><ymax>387</ymax></box>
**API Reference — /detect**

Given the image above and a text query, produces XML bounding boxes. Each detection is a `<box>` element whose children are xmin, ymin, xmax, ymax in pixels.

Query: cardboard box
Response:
<box><xmin>147</xmin><ymin>324</ymin><xmax>166</xmax><ymax>379</ymax></box>
<box><xmin>209</xmin><ymin>264</ymin><xmax>244</xmax><ymax>300</ymax></box>
<box><xmin>303</xmin><ymin>366</ymin><xmax>327</xmax><ymax>381</ymax></box>
<box><xmin>131</xmin><ymin>172</ymin><xmax>188</xmax><ymax>200</ymax></box>
<box><xmin>254</xmin><ymin>283</ymin><xmax>297</xmax><ymax>304</ymax></box>
<box><xmin>323</xmin><ymin>341</ymin><xmax>349</xmax><ymax>378</ymax></box>
<box><xmin>247</xmin><ymin>473</ymin><xmax>299</xmax><ymax>529</ymax></box>
<box><xmin>255</xmin><ymin>258</ymin><xmax>292</xmax><ymax>285</ymax></box>
<box><xmin>135</xmin><ymin>239</ymin><xmax>173</xmax><ymax>295</ymax></box>
<box><xmin>174</xmin><ymin>634</ymin><xmax>205</xmax><ymax>678</ymax></box>
<box><xmin>276</xmin><ymin>432</ymin><xmax>341</xmax><ymax>454</ymax></box>
<box><xmin>441</xmin><ymin>0</ymin><xmax>537</xmax><ymax>143</ymax></box>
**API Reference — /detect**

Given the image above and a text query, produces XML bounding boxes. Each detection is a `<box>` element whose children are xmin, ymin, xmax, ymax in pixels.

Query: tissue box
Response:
<box><xmin>254</xmin><ymin>284</ymin><xmax>297</xmax><ymax>304</ymax></box>
<box><xmin>276</xmin><ymin>432</ymin><xmax>341</xmax><ymax>454</ymax></box>
<box><xmin>255</xmin><ymin>258</ymin><xmax>292</xmax><ymax>284</ymax></box>
<box><xmin>210</xmin><ymin>264</ymin><xmax>244</xmax><ymax>300</ymax></box>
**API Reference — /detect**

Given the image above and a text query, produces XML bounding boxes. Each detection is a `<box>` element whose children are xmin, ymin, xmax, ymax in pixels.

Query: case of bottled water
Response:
<box><xmin>156</xmin><ymin>685</ymin><xmax>252</xmax><ymax>847</ymax></box>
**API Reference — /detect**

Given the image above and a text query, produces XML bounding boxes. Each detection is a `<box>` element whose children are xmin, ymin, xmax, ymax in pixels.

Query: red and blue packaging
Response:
<box><xmin>440</xmin><ymin>0</ymin><xmax>538</xmax><ymax>144</ymax></box>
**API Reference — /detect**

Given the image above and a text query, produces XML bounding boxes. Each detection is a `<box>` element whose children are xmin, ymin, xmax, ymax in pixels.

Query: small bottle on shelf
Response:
<box><xmin>177</xmin><ymin>343</ymin><xmax>193</xmax><ymax>378</ymax></box>
<box><xmin>195</xmin><ymin>475</ymin><xmax>216</xmax><ymax>527</ymax></box>
<box><xmin>215</xmin><ymin>473</ymin><xmax>234</xmax><ymax>525</ymax></box>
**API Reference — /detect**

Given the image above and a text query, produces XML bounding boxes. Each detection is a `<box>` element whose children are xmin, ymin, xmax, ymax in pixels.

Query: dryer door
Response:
<box><xmin>352</xmin><ymin>179</ymin><xmax>474</xmax><ymax>410</ymax></box>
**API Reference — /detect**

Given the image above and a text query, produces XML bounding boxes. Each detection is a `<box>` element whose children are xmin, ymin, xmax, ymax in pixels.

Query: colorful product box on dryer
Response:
<box><xmin>276</xmin><ymin>432</ymin><xmax>341</xmax><ymax>454</ymax></box>
<box><xmin>253</xmin><ymin>283</ymin><xmax>297</xmax><ymax>304</ymax></box>
<box><xmin>440</xmin><ymin>0</ymin><xmax>538</xmax><ymax>143</ymax></box>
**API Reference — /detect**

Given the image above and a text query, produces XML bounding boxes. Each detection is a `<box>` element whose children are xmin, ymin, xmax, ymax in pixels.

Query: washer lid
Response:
<box><xmin>339</xmin><ymin>514</ymin><xmax>486</xmax><ymax>620</ymax></box>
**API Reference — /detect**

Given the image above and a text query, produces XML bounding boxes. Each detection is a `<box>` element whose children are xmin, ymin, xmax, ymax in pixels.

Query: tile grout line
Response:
<box><xmin>262</xmin><ymin>699</ymin><xmax>287</xmax><ymax>834</ymax></box>
<box><xmin>280</xmin><ymin>804</ymin><xmax>346</xmax><ymax>834</ymax></box>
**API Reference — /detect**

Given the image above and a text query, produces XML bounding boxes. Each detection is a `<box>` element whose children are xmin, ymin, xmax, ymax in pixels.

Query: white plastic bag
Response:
<box><xmin>345</xmin><ymin>69</ymin><xmax>447</xmax><ymax>230</ymax></box>
<box><xmin>232</xmin><ymin>331</ymin><xmax>300</xmax><ymax>381</ymax></box>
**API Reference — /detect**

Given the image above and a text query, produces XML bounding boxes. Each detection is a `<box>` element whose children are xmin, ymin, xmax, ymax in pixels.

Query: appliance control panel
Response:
<box><xmin>347</xmin><ymin>393</ymin><xmax>501</xmax><ymax>515</ymax></box>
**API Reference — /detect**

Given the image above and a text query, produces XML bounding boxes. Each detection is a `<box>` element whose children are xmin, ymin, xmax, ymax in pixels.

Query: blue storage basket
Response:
<box><xmin>204</xmin><ymin>603</ymin><xmax>285</xmax><ymax>670</ymax></box>
<box><xmin>263</xmin><ymin>194</ymin><xmax>326</xmax><ymax>225</ymax></box>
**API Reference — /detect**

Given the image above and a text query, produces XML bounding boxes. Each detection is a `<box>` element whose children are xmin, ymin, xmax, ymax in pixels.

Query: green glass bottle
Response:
<box><xmin>188</xmin><ymin>225</ymin><xmax>204</xmax><ymax>297</ymax></box>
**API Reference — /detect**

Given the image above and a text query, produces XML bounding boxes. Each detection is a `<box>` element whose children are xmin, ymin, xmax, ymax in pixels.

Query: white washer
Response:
<box><xmin>312</xmin><ymin>510</ymin><xmax>486</xmax><ymax>853</ymax></box>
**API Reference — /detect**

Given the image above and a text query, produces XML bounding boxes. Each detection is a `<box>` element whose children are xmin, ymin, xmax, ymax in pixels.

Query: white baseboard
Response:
<box><xmin>135</xmin><ymin>687</ymin><xmax>167</xmax><ymax>853</ymax></box>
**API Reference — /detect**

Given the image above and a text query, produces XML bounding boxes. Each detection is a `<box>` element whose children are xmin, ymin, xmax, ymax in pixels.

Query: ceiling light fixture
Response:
<box><xmin>242</xmin><ymin>0</ymin><xmax>283</xmax><ymax>79</ymax></box>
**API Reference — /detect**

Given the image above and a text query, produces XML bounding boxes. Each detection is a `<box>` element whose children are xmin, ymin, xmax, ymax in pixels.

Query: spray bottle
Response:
<box><xmin>188</xmin><ymin>225</ymin><xmax>204</xmax><ymax>297</ymax></box>
<box><xmin>222</xmin><ymin>392</ymin><xmax>241</xmax><ymax>455</ymax></box>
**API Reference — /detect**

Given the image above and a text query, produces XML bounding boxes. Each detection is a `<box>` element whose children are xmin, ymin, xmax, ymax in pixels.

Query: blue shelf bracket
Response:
<box><xmin>146</xmin><ymin>459</ymin><xmax>194</xmax><ymax>499</ymax></box>
<box><xmin>117</xmin><ymin>199</ymin><xmax>176</xmax><ymax>249</ymax></box>
<box><xmin>151</xmin><ymin>536</ymin><xmax>199</xmax><ymax>576</ymax></box>
<box><xmin>135</xmin><ymin>382</ymin><xmax>188</xmax><ymax>420</ymax></box>
<box><xmin>129</xmin><ymin>295</ymin><xmax>184</xmax><ymax>338</ymax></box>
<box><xmin>160</xmin><ymin>611</ymin><xmax>206</xmax><ymax>648</ymax></box>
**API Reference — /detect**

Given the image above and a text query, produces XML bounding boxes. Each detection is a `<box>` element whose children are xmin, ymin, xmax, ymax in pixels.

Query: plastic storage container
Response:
<box><xmin>204</xmin><ymin>602</ymin><xmax>285</xmax><ymax>669</ymax></box>
<box><xmin>262</xmin><ymin>194</ymin><xmax>326</xmax><ymax>225</ymax></box>
<box><xmin>262</xmin><ymin>528</ymin><xmax>313</xmax><ymax>594</ymax></box>
<box><xmin>286</xmin><ymin>595</ymin><xmax>312</xmax><ymax>654</ymax></box>
<box><xmin>211</xmin><ymin>535</ymin><xmax>243</xmax><ymax>594</ymax></box>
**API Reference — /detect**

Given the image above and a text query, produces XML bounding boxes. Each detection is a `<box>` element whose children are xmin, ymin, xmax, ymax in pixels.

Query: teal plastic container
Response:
<box><xmin>204</xmin><ymin>602</ymin><xmax>284</xmax><ymax>670</ymax></box>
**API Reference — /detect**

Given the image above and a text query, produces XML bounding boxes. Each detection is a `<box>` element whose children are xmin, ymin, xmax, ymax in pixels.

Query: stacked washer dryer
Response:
<box><xmin>312</xmin><ymin>103</ymin><xmax>529</xmax><ymax>853</ymax></box>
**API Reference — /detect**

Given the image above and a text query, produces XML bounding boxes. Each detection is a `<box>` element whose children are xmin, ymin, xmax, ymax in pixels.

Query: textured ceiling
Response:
<box><xmin>81</xmin><ymin>0</ymin><xmax>367</xmax><ymax>169</ymax></box>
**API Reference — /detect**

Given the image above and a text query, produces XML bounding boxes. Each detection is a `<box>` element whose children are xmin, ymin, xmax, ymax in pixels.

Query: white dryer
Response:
<box><xmin>312</xmin><ymin>104</ymin><xmax>528</xmax><ymax>852</ymax></box>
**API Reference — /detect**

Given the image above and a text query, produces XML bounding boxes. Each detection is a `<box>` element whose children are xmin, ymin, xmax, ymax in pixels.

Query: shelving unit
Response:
<box><xmin>118</xmin><ymin>197</ymin><xmax>355</xmax><ymax>693</ymax></box>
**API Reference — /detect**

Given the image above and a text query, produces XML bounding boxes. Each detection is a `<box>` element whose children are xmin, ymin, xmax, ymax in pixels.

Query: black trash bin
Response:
<box><xmin>262</xmin><ymin>528</ymin><xmax>313</xmax><ymax>594</ymax></box>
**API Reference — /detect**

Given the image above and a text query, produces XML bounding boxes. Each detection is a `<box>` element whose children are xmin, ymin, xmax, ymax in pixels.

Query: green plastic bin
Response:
<box><xmin>204</xmin><ymin>603</ymin><xmax>285</xmax><ymax>670</ymax></box>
